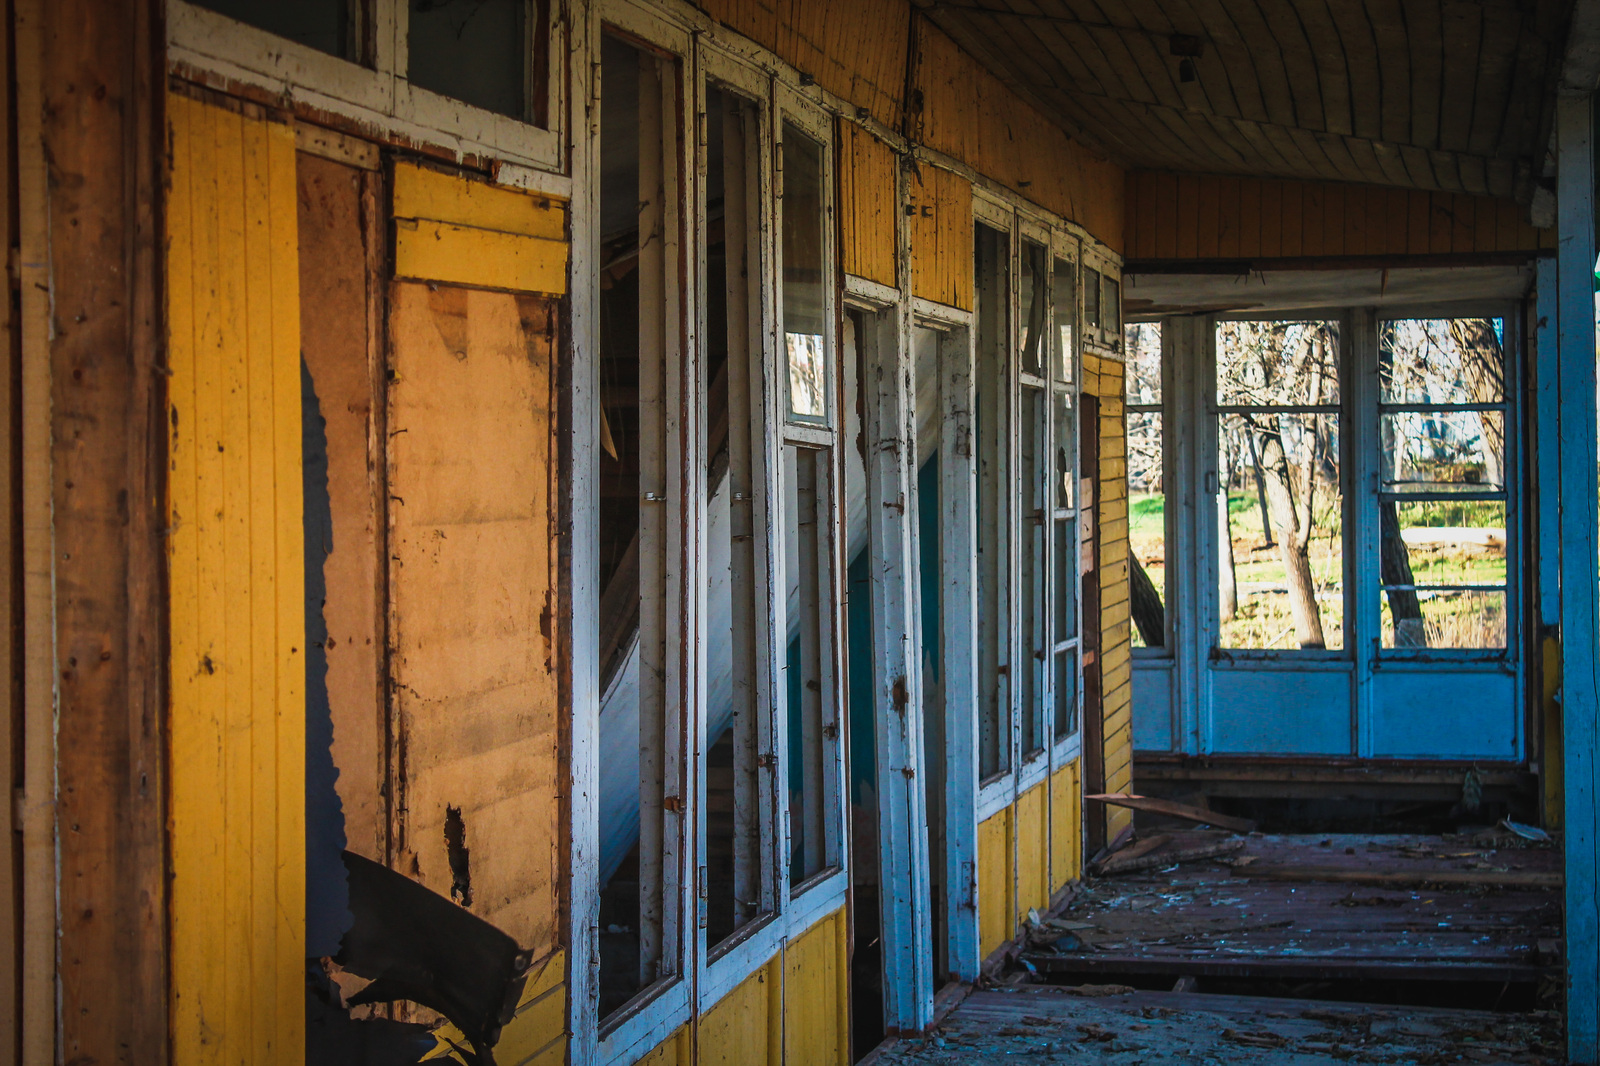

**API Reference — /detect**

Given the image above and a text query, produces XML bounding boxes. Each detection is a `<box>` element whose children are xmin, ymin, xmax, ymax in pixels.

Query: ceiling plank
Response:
<box><xmin>1361</xmin><ymin>0</ymin><xmax>1414</xmax><ymax>146</ymax></box>
<box><xmin>1436</xmin><ymin>0</ymin><xmax>1483</xmax><ymax>154</ymax></box>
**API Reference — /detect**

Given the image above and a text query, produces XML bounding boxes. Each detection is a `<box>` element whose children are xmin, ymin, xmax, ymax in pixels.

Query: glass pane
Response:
<box><xmin>1104</xmin><ymin>274</ymin><xmax>1121</xmax><ymax>335</ymax></box>
<box><xmin>974</xmin><ymin>223</ymin><xmax>1011</xmax><ymax>780</ymax></box>
<box><xmin>1125</xmin><ymin>323</ymin><xmax>1161</xmax><ymax>404</ymax></box>
<box><xmin>1216</xmin><ymin>320</ymin><xmax>1341</xmax><ymax>407</ymax></box>
<box><xmin>1084</xmin><ymin>267</ymin><xmax>1101</xmax><ymax>330</ymax></box>
<box><xmin>1380</xmin><ymin>590</ymin><xmax>1507</xmax><ymax>650</ymax></box>
<box><xmin>1020</xmin><ymin>241</ymin><xmax>1048</xmax><ymax>376</ymax></box>
<box><xmin>783</xmin><ymin>123</ymin><xmax>827</xmax><ymax>421</ymax></box>
<box><xmin>1380</xmin><ymin>411</ymin><xmax>1506</xmax><ymax>493</ymax></box>
<box><xmin>1129</xmin><ymin>411</ymin><xmax>1166</xmax><ymax>649</ymax></box>
<box><xmin>704</xmin><ymin>82</ymin><xmax>767</xmax><ymax>949</ymax></box>
<box><xmin>1380</xmin><ymin>318</ymin><xmax>1506</xmax><ymax>405</ymax></box>
<box><xmin>1053</xmin><ymin>517</ymin><xmax>1076</xmax><ymax>644</ymax></box>
<box><xmin>785</xmin><ymin>445</ymin><xmax>834</xmax><ymax>886</ymax></box>
<box><xmin>1054</xmin><ymin>389</ymin><xmax>1077</xmax><ymax>510</ymax></box>
<box><xmin>1020</xmin><ymin>387</ymin><xmax>1045</xmax><ymax>757</ymax></box>
<box><xmin>196</xmin><ymin>0</ymin><xmax>352</xmax><ymax>57</ymax></box>
<box><xmin>1053</xmin><ymin>257</ymin><xmax>1075</xmax><ymax>383</ymax></box>
<box><xmin>596</xmin><ymin>32</ymin><xmax>678</xmax><ymax>1018</ymax></box>
<box><xmin>1053</xmin><ymin>649</ymin><xmax>1078</xmax><ymax>740</ymax></box>
<box><xmin>1217</xmin><ymin>412</ymin><xmax>1345</xmax><ymax>650</ymax></box>
<box><xmin>410</xmin><ymin>0</ymin><xmax>539</xmax><ymax>122</ymax></box>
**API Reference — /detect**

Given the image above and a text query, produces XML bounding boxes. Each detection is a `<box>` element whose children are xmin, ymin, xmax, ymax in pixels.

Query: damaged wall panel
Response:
<box><xmin>1089</xmin><ymin>353</ymin><xmax>1134</xmax><ymax>843</ymax></box>
<box><xmin>296</xmin><ymin>149</ymin><xmax>387</xmax><ymax>863</ymax></box>
<box><xmin>385</xmin><ymin>279</ymin><xmax>562</xmax><ymax>996</ymax></box>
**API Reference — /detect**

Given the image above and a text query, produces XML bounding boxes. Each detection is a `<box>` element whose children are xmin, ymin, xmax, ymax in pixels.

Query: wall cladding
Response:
<box><xmin>1124</xmin><ymin>172</ymin><xmax>1555</xmax><ymax>261</ymax></box>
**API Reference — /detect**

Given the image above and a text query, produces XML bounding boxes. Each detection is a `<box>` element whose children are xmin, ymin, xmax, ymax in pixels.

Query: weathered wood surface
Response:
<box><xmin>41</xmin><ymin>0</ymin><xmax>169</xmax><ymax>1060</ymax></box>
<box><xmin>1086</xmin><ymin>792</ymin><xmax>1257</xmax><ymax>834</ymax></box>
<box><xmin>923</xmin><ymin>0</ymin><xmax>1570</xmax><ymax>200</ymax></box>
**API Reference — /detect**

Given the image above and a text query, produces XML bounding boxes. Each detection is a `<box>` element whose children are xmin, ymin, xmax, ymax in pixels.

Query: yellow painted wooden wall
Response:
<box><xmin>839</xmin><ymin>120</ymin><xmax>898</xmax><ymax>289</ymax></box>
<box><xmin>913</xmin><ymin>19</ymin><xmax>1124</xmax><ymax>254</ymax></box>
<box><xmin>166</xmin><ymin>89</ymin><xmax>305</xmax><ymax>1064</ymax></box>
<box><xmin>977</xmin><ymin>759</ymin><xmax>1084</xmax><ymax>961</ymax></box>
<box><xmin>698</xmin><ymin>0</ymin><xmax>908</xmax><ymax>128</ymax></box>
<box><xmin>910</xmin><ymin>165</ymin><xmax>973</xmax><ymax>311</ymax></box>
<box><xmin>1123</xmin><ymin>172</ymin><xmax>1555</xmax><ymax>260</ymax></box>
<box><xmin>1087</xmin><ymin>353</ymin><xmax>1133</xmax><ymax>842</ymax></box>
<box><xmin>630</xmin><ymin>908</ymin><xmax>850</xmax><ymax>1066</ymax></box>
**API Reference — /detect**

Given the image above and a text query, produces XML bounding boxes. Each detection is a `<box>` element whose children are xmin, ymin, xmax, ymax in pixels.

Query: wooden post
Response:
<box><xmin>1556</xmin><ymin>90</ymin><xmax>1600</xmax><ymax>1065</ymax></box>
<box><xmin>27</xmin><ymin>0</ymin><xmax>168</xmax><ymax>1061</ymax></box>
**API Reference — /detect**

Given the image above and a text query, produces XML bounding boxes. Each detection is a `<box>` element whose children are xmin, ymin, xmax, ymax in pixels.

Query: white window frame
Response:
<box><xmin>1048</xmin><ymin>231</ymin><xmax>1085</xmax><ymax>773</ymax></box>
<box><xmin>168</xmin><ymin>0</ymin><xmax>567</xmax><ymax>175</ymax></box>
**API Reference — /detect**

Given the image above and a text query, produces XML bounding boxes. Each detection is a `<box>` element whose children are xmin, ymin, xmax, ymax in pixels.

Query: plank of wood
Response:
<box><xmin>1097</xmin><ymin>834</ymin><xmax>1246</xmax><ymax>875</ymax></box>
<box><xmin>1236</xmin><ymin>864</ymin><xmax>1562</xmax><ymax>888</ymax></box>
<box><xmin>1086</xmin><ymin>792</ymin><xmax>1258</xmax><ymax>834</ymax></box>
<box><xmin>1092</xmin><ymin>832</ymin><xmax>1173</xmax><ymax>873</ymax></box>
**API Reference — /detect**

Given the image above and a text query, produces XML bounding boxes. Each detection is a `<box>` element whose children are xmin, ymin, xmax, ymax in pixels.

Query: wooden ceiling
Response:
<box><xmin>915</xmin><ymin>0</ymin><xmax>1575</xmax><ymax>199</ymax></box>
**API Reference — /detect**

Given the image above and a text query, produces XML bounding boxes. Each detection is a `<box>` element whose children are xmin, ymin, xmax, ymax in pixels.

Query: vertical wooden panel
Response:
<box><xmin>387</xmin><ymin>282</ymin><xmax>561</xmax><ymax>957</ymax></box>
<box><xmin>1195</xmin><ymin>175</ymin><xmax>1220</xmax><ymax>258</ymax></box>
<box><xmin>1050</xmin><ymin>761</ymin><xmax>1081</xmax><ymax>889</ymax></box>
<box><xmin>1450</xmin><ymin>193</ymin><xmax>1476</xmax><ymax>253</ymax></box>
<box><xmin>1013</xmin><ymin>782</ymin><xmax>1049</xmax><ymax>923</ymax></box>
<box><xmin>1175</xmin><ymin>177</ymin><xmax>1199</xmax><ymax>259</ymax></box>
<box><xmin>1386</xmin><ymin>188</ymin><xmax>1411</xmax><ymax>256</ymax></box>
<box><xmin>978</xmin><ymin>807</ymin><xmax>1013</xmax><ymax>957</ymax></box>
<box><xmin>1153</xmin><ymin>173</ymin><xmax>1179</xmax><ymax>259</ymax></box>
<box><xmin>839</xmin><ymin>121</ymin><xmax>897</xmax><ymax>289</ymax></box>
<box><xmin>1216</xmin><ymin>177</ymin><xmax>1241</xmax><ymax>258</ymax></box>
<box><xmin>1321</xmin><ymin>183</ymin><xmax>1345</xmax><ymax>255</ymax></box>
<box><xmin>783</xmin><ymin>909</ymin><xmax>849</xmax><ymax>1066</ymax></box>
<box><xmin>1258</xmin><ymin>180</ymin><xmax>1283</xmax><ymax>257</ymax></box>
<box><xmin>1095</xmin><ymin>360</ymin><xmax>1133</xmax><ymax>840</ymax></box>
<box><xmin>911</xmin><ymin>164</ymin><xmax>973</xmax><ymax>310</ymax></box>
<box><xmin>1301</xmin><ymin>181</ymin><xmax>1324</xmax><ymax>256</ymax></box>
<box><xmin>168</xmin><ymin>89</ymin><xmax>305</xmax><ymax>1065</ymax></box>
<box><xmin>701</xmin><ymin>956</ymin><xmax>778</xmax><ymax>1066</ymax></box>
<box><xmin>635</xmin><ymin>1026</ymin><xmax>692</xmax><ymax>1066</ymax></box>
<box><xmin>1279</xmin><ymin>180</ymin><xmax>1303</xmax><ymax>257</ymax></box>
<box><xmin>1407</xmin><ymin>190</ymin><xmax>1432</xmax><ymax>253</ymax></box>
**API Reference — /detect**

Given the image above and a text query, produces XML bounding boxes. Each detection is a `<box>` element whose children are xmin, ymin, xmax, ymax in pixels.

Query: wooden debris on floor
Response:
<box><xmin>1086</xmin><ymin>792</ymin><xmax>1258</xmax><ymax>834</ymax></box>
<box><xmin>1093</xmin><ymin>830</ymin><xmax>1245</xmax><ymax>876</ymax></box>
<box><xmin>869</xmin><ymin>986</ymin><xmax>1563</xmax><ymax>1065</ymax></box>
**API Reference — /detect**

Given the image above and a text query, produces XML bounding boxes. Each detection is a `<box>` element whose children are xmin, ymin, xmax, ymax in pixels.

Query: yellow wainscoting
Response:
<box><xmin>784</xmin><ymin>908</ymin><xmax>850</xmax><ymax>1066</ymax></box>
<box><xmin>978</xmin><ymin>807</ymin><xmax>1014</xmax><ymax>959</ymax></box>
<box><xmin>1051</xmin><ymin>761</ymin><xmax>1082</xmax><ymax>889</ymax></box>
<box><xmin>636</xmin><ymin>1025</ymin><xmax>692</xmax><ymax>1066</ymax></box>
<box><xmin>166</xmin><ymin>88</ymin><xmax>305</xmax><ymax>1065</ymax></box>
<box><xmin>700</xmin><ymin>954</ymin><xmax>783</xmax><ymax>1066</ymax></box>
<box><xmin>392</xmin><ymin>160</ymin><xmax>568</xmax><ymax>294</ymax></box>
<box><xmin>1014</xmin><ymin>782</ymin><xmax>1050</xmax><ymax>926</ymax></box>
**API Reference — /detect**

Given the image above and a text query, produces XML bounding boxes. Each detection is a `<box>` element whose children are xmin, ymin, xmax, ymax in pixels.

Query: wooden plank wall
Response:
<box><xmin>1086</xmin><ymin>353</ymin><xmax>1133</xmax><ymax>840</ymax></box>
<box><xmin>977</xmin><ymin>807</ymin><xmax>1013</xmax><ymax>959</ymax></box>
<box><xmin>838</xmin><ymin>120</ymin><xmax>897</xmax><ymax>288</ymax></box>
<box><xmin>1124</xmin><ymin>173</ymin><xmax>1556</xmax><ymax>260</ymax></box>
<box><xmin>913</xmin><ymin>19</ymin><xmax>1124</xmax><ymax>254</ymax></box>
<box><xmin>1014</xmin><ymin>783</ymin><xmax>1049</xmax><ymax>927</ymax></box>
<box><xmin>909</xmin><ymin>163</ymin><xmax>974</xmax><ymax>310</ymax></box>
<box><xmin>167</xmin><ymin>89</ymin><xmax>305</xmax><ymax>1065</ymax></box>
<box><xmin>697</xmin><ymin>0</ymin><xmax>908</xmax><ymax>129</ymax></box>
<box><xmin>1050</xmin><ymin>761</ymin><xmax>1082</xmax><ymax>889</ymax></box>
<box><xmin>38</xmin><ymin>0</ymin><xmax>169</xmax><ymax>1059</ymax></box>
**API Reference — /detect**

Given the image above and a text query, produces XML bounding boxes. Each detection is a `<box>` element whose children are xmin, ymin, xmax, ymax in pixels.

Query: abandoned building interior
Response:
<box><xmin>7</xmin><ymin>0</ymin><xmax>1600</xmax><ymax>1063</ymax></box>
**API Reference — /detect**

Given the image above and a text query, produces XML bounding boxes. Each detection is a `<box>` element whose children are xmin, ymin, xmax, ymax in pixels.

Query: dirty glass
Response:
<box><xmin>782</xmin><ymin>123</ymin><xmax>827</xmax><ymax>422</ymax></box>
<box><xmin>1377</xmin><ymin>319</ymin><xmax>1511</xmax><ymax>653</ymax></box>
<box><xmin>1084</xmin><ymin>267</ymin><xmax>1101</xmax><ymax>331</ymax></box>
<box><xmin>703</xmin><ymin>82</ymin><xmax>769</xmax><ymax>949</ymax></box>
<box><xmin>785</xmin><ymin>444</ymin><xmax>835</xmax><ymax>887</ymax></box>
<box><xmin>196</xmin><ymin>0</ymin><xmax>354</xmax><ymax>58</ymax></box>
<box><xmin>974</xmin><ymin>222</ymin><xmax>1011</xmax><ymax>780</ymax></box>
<box><xmin>595</xmin><ymin>31</ymin><xmax>680</xmax><ymax>1019</ymax></box>
<box><xmin>1125</xmin><ymin>323</ymin><xmax>1165</xmax><ymax>650</ymax></box>
<box><xmin>1215</xmin><ymin>321</ymin><xmax>1344</xmax><ymax>651</ymax></box>
<box><xmin>1051</xmin><ymin>258</ymin><xmax>1080</xmax><ymax>740</ymax></box>
<box><xmin>1019</xmin><ymin>386</ymin><xmax>1045</xmax><ymax>759</ymax></box>
<box><xmin>410</xmin><ymin>0</ymin><xmax>546</xmax><ymax>123</ymax></box>
<box><xmin>1020</xmin><ymin>240</ymin><xmax>1048</xmax><ymax>377</ymax></box>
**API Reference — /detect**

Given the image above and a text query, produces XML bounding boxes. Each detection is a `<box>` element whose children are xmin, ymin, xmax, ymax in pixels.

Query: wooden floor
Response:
<box><xmin>868</xmin><ymin>833</ymin><xmax>1562</xmax><ymax>1064</ymax></box>
<box><xmin>870</xmin><ymin>986</ymin><xmax>1562</xmax><ymax>1065</ymax></box>
<box><xmin>1026</xmin><ymin>832</ymin><xmax>1561</xmax><ymax>985</ymax></box>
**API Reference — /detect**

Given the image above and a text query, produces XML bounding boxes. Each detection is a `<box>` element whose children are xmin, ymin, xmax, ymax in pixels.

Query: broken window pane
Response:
<box><xmin>1380</xmin><ymin>318</ymin><xmax>1506</xmax><ymax>405</ymax></box>
<box><xmin>974</xmin><ymin>222</ymin><xmax>1011</xmax><ymax>781</ymax></box>
<box><xmin>704</xmin><ymin>82</ymin><xmax>769</xmax><ymax>949</ymax></box>
<box><xmin>1020</xmin><ymin>240</ymin><xmax>1047</xmax><ymax>377</ymax></box>
<box><xmin>596</xmin><ymin>31</ymin><xmax>680</xmax><ymax>1018</ymax></box>
<box><xmin>1103</xmin><ymin>274</ymin><xmax>1121</xmax><ymax>336</ymax></box>
<box><xmin>1378</xmin><ymin>500</ymin><xmax>1508</xmax><ymax>650</ymax></box>
<box><xmin>1053</xmin><ymin>648</ymin><xmax>1077</xmax><ymax>740</ymax></box>
<box><xmin>782</xmin><ymin>123</ymin><xmax>827</xmax><ymax>422</ymax></box>
<box><xmin>196</xmin><ymin>0</ymin><xmax>353</xmax><ymax>58</ymax></box>
<box><xmin>785</xmin><ymin>444</ymin><xmax>836</xmax><ymax>887</ymax></box>
<box><xmin>1380</xmin><ymin>411</ymin><xmax>1506</xmax><ymax>493</ymax></box>
<box><xmin>1084</xmin><ymin>267</ymin><xmax>1101</xmax><ymax>331</ymax></box>
<box><xmin>1216</xmin><ymin>409</ymin><xmax>1345</xmax><ymax>651</ymax></box>
<box><xmin>409</xmin><ymin>0</ymin><xmax>544</xmax><ymax>123</ymax></box>
<box><xmin>1128</xmin><ymin>410</ymin><xmax>1165</xmax><ymax>649</ymax></box>
<box><xmin>1020</xmin><ymin>385</ymin><xmax>1045</xmax><ymax>758</ymax></box>
<box><xmin>1053</xmin><ymin>257</ymin><xmax>1075</xmax><ymax>384</ymax></box>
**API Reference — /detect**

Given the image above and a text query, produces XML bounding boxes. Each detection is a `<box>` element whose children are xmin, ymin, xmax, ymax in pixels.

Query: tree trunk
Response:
<box><xmin>1218</xmin><ymin>490</ymin><xmax>1238</xmax><ymax>623</ymax></box>
<box><xmin>1254</xmin><ymin>423</ymin><xmax>1326</xmax><ymax>648</ymax></box>
<box><xmin>1380</xmin><ymin>501</ymin><xmax>1427</xmax><ymax>647</ymax></box>
<box><xmin>1130</xmin><ymin>552</ymin><xmax>1165</xmax><ymax>647</ymax></box>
